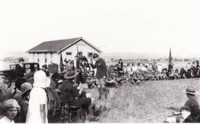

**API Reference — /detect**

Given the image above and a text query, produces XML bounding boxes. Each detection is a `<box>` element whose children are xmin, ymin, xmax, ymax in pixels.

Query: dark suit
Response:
<box><xmin>16</xmin><ymin>64</ymin><xmax>25</xmax><ymax>77</ymax></box>
<box><xmin>91</xmin><ymin>58</ymin><xmax>107</xmax><ymax>79</ymax></box>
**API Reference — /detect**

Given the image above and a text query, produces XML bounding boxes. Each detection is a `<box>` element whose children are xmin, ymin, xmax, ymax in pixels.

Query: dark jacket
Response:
<box><xmin>91</xmin><ymin>58</ymin><xmax>107</xmax><ymax>79</ymax></box>
<box><xmin>185</xmin><ymin>97</ymin><xmax>200</xmax><ymax>118</ymax></box>
<box><xmin>16</xmin><ymin>64</ymin><xmax>25</xmax><ymax>77</ymax></box>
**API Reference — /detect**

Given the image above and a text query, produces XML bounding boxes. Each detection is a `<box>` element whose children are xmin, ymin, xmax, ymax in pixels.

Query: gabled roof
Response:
<box><xmin>27</xmin><ymin>37</ymin><xmax>101</xmax><ymax>53</ymax></box>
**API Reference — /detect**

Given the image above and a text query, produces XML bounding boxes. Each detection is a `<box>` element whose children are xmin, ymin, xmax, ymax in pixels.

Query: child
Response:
<box><xmin>86</xmin><ymin>74</ymin><xmax>97</xmax><ymax>89</ymax></box>
<box><xmin>26</xmin><ymin>70</ymin><xmax>50</xmax><ymax>124</ymax></box>
<box><xmin>0</xmin><ymin>99</ymin><xmax>21</xmax><ymax>124</ymax></box>
<box><xmin>105</xmin><ymin>75</ymin><xmax>118</xmax><ymax>88</ymax></box>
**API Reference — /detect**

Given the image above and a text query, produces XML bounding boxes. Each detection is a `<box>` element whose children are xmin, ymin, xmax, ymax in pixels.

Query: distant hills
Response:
<box><xmin>0</xmin><ymin>51</ymin><xmax>199</xmax><ymax>62</ymax></box>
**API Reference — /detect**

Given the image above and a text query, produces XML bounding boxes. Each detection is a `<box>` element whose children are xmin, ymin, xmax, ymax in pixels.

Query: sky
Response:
<box><xmin>1</xmin><ymin>0</ymin><xmax>200</xmax><ymax>58</ymax></box>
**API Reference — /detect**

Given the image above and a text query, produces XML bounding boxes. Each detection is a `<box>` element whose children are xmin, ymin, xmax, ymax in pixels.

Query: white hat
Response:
<box><xmin>33</xmin><ymin>70</ymin><xmax>50</xmax><ymax>88</ymax></box>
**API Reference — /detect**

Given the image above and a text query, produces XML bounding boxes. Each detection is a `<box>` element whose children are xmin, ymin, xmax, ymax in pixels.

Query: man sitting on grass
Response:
<box><xmin>183</xmin><ymin>86</ymin><xmax>200</xmax><ymax>122</ymax></box>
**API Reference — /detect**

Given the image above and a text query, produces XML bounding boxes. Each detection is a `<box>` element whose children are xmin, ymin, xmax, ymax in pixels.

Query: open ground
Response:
<box><xmin>86</xmin><ymin>78</ymin><xmax>200</xmax><ymax>123</ymax></box>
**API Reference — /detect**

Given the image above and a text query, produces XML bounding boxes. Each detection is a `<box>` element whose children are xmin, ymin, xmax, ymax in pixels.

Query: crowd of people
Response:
<box><xmin>0</xmin><ymin>53</ymin><xmax>108</xmax><ymax>123</ymax></box>
<box><xmin>0</xmin><ymin>54</ymin><xmax>200</xmax><ymax>123</ymax></box>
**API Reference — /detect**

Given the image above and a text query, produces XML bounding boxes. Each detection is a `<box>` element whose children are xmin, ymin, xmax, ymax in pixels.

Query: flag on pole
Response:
<box><xmin>168</xmin><ymin>48</ymin><xmax>173</xmax><ymax>72</ymax></box>
<box><xmin>169</xmin><ymin>48</ymin><xmax>172</xmax><ymax>63</ymax></box>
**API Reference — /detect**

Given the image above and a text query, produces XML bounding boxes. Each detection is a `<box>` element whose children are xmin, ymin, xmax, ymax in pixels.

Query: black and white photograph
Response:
<box><xmin>1</xmin><ymin>0</ymin><xmax>200</xmax><ymax>123</ymax></box>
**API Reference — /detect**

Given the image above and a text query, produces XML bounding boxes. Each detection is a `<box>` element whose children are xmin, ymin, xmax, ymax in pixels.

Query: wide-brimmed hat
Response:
<box><xmin>33</xmin><ymin>70</ymin><xmax>50</xmax><ymax>88</ymax></box>
<box><xmin>186</xmin><ymin>86</ymin><xmax>196</xmax><ymax>95</ymax></box>
<box><xmin>3</xmin><ymin>99</ymin><xmax>21</xmax><ymax>112</ymax></box>
<box><xmin>21</xmin><ymin>82</ymin><xmax>32</xmax><ymax>96</ymax></box>
<box><xmin>64</xmin><ymin>68</ymin><xmax>77</xmax><ymax>80</ymax></box>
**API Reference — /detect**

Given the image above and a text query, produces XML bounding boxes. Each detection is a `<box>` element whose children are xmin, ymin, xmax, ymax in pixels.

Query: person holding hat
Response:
<box><xmin>26</xmin><ymin>70</ymin><xmax>50</xmax><ymax>124</ymax></box>
<box><xmin>90</xmin><ymin>53</ymin><xmax>107</xmax><ymax>100</ymax></box>
<box><xmin>183</xmin><ymin>86</ymin><xmax>200</xmax><ymax>122</ymax></box>
<box><xmin>0</xmin><ymin>99</ymin><xmax>20</xmax><ymax>124</ymax></box>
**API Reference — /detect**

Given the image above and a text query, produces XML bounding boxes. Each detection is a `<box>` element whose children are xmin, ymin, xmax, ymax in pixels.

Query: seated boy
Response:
<box><xmin>86</xmin><ymin>74</ymin><xmax>97</xmax><ymax>89</ymax></box>
<box><xmin>105</xmin><ymin>75</ymin><xmax>117</xmax><ymax>88</ymax></box>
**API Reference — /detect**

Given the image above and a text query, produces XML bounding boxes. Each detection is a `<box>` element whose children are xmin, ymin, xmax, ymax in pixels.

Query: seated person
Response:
<box><xmin>183</xmin><ymin>87</ymin><xmax>200</xmax><ymax>122</ymax></box>
<box><xmin>60</xmin><ymin>68</ymin><xmax>95</xmax><ymax>117</ymax></box>
<box><xmin>174</xmin><ymin>69</ymin><xmax>180</xmax><ymax>79</ymax></box>
<box><xmin>24</xmin><ymin>69</ymin><xmax>34</xmax><ymax>83</ymax></box>
<box><xmin>105</xmin><ymin>75</ymin><xmax>117</xmax><ymax>88</ymax></box>
<box><xmin>180</xmin><ymin>68</ymin><xmax>187</xmax><ymax>78</ymax></box>
<box><xmin>86</xmin><ymin>74</ymin><xmax>97</xmax><ymax>89</ymax></box>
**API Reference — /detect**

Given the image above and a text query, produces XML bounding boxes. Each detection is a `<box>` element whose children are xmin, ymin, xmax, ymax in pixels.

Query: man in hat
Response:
<box><xmin>60</xmin><ymin>68</ymin><xmax>99</xmax><ymax>121</ymax></box>
<box><xmin>183</xmin><ymin>86</ymin><xmax>200</xmax><ymax>122</ymax></box>
<box><xmin>90</xmin><ymin>53</ymin><xmax>107</xmax><ymax>100</ymax></box>
<box><xmin>16</xmin><ymin>58</ymin><xmax>25</xmax><ymax>78</ymax></box>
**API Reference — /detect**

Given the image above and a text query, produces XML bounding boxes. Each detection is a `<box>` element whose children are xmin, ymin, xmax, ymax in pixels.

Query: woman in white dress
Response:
<box><xmin>26</xmin><ymin>70</ymin><xmax>50</xmax><ymax>124</ymax></box>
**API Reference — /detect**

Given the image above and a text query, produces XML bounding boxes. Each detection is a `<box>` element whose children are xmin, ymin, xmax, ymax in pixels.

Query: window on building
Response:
<box><xmin>66</xmin><ymin>52</ymin><xmax>72</xmax><ymax>55</ymax></box>
<box><xmin>88</xmin><ymin>52</ymin><xmax>93</xmax><ymax>58</ymax></box>
<box><xmin>78</xmin><ymin>52</ymin><xmax>83</xmax><ymax>56</ymax></box>
<box><xmin>45</xmin><ymin>53</ymin><xmax>47</xmax><ymax>63</ymax></box>
<box><xmin>37</xmin><ymin>59</ymin><xmax>39</xmax><ymax>63</ymax></box>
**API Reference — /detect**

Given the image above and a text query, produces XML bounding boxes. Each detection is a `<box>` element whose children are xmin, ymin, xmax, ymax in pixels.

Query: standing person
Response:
<box><xmin>90</xmin><ymin>53</ymin><xmax>107</xmax><ymax>100</ymax></box>
<box><xmin>41</xmin><ymin>65</ymin><xmax>50</xmax><ymax>77</ymax></box>
<box><xmin>0</xmin><ymin>99</ymin><xmax>21</xmax><ymax>124</ymax></box>
<box><xmin>15</xmin><ymin>58</ymin><xmax>25</xmax><ymax>78</ymax></box>
<box><xmin>26</xmin><ymin>70</ymin><xmax>50</xmax><ymax>124</ymax></box>
<box><xmin>118</xmin><ymin>59</ymin><xmax>124</xmax><ymax>76</ymax></box>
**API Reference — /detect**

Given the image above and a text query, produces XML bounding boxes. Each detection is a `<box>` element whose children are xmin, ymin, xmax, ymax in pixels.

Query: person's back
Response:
<box><xmin>26</xmin><ymin>70</ymin><xmax>49</xmax><ymax>124</ymax></box>
<box><xmin>184</xmin><ymin>87</ymin><xmax>200</xmax><ymax>122</ymax></box>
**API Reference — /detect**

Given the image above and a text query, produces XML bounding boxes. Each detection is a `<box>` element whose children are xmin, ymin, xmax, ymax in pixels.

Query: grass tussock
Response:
<box><xmin>87</xmin><ymin>78</ymin><xmax>200</xmax><ymax>123</ymax></box>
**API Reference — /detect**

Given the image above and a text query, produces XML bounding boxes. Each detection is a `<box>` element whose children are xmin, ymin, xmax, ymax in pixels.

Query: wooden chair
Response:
<box><xmin>60</xmin><ymin>89</ymin><xmax>84</xmax><ymax>123</ymax></box>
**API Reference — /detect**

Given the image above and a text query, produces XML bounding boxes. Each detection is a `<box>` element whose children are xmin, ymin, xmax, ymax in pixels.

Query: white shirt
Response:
<box><xmin>26</xmin><ymin>87</ymin><xmax>48</xmax><ymax>124</ymax></box>
<box><xmin>132</xmin><ymin>66</ymin><xmax>138</xmax><ymax>72</ymax></box>
<box><xmin>127</xmin><ymin>66</ymin><xmax>132</xmax><ymax>72</ymax></box>
<box><xmin>0</xmin><ymin>116</ymin><xmax>15</xmax><ymax>124</ymax></box>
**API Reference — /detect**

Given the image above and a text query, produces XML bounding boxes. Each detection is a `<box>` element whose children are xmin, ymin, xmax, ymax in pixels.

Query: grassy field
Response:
<box><xmin>87</xmin><ymin>78</ymin><xmax>200</xmax><ymax>123</ymax></box>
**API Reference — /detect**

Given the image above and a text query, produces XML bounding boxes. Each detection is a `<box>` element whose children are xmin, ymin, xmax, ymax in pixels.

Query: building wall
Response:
<box><xmin>28</xmin><ymin>39</ymin><xmax>101</xmax><ymax>70</ymax></box>
<box><xmin>61</xmin><ymin>40</ymin><xmax>100</xmax><ymax>61</ymax></box>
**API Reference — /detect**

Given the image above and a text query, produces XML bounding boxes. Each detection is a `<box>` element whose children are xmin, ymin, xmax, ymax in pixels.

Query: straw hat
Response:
<box><xmin>3</xmin><ymin>99</ymin><xmax>21</xmax><ymax>112</ymax></box>
<box><xmin>186</xmin><ymin>86</ymin><xmax>196</xmax><ymax>95</ymax></box>
<box><xmin>21</xmin><ymin>83</ymin><xmax>32</xmax><ymax>96</ymax></box>
<box><xmin>33</xmin><ymin>70</ymin><xmax>50</xmax><ymax>88</ymax></box>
